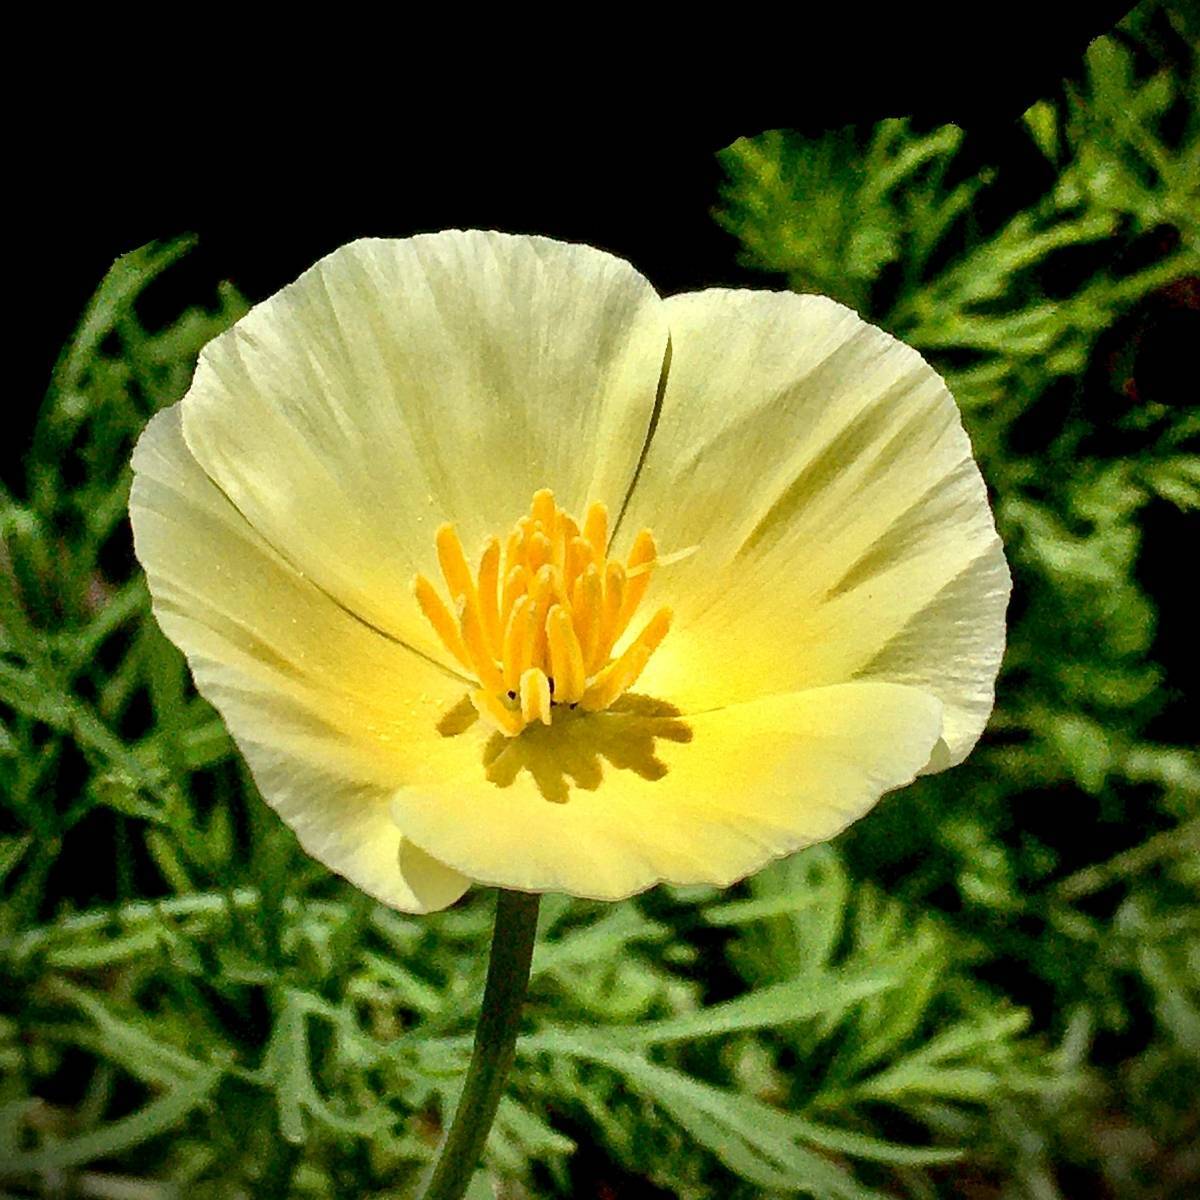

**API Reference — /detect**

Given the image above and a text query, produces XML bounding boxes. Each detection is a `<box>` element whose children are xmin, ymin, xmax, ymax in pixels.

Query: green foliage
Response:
<box><xmin>0</xmin><ymin>857</ymin><xmax>1066</xmax><ymax>1198</ymax></box>
<box><xmin>2</xmin><ymin>4</ymin><xmax>1197</xmax><ymax>1196</ymax></box>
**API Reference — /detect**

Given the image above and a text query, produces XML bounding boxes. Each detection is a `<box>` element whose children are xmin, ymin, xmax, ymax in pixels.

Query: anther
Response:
<box><xmin>531</xmin><ymin>488</ymin><xmax>557</xmax><ymax>535</ymax></box>
<box><xmin>413</xmin><ymin>575</ymin><xmax>474</xmax><ymax>673</ymax></box>
<box><xmin>477</xmin><ymin>537</ymin><xmax>502</xmax><ymax>655</ymax></box>
<box><xmin>458</xmin><ymin>592</ymin><xmax>507</xmax><ymax>695</ymax></box>
<box><xmin>557</xmin><ymin>514</ymin><xmax>580</xmax><ymax>573</ymax></box>
<box><xmin>436</xmin><ymin>523</ymin><xmax>475</xmax><ymax>604</ymax></box>
<box><xmin>502</xmin><ymin>595</ymin><xmax>536</xmax><ymax>691</ymax></box>
<box><xmin>565</xmin><ymin>536</ymin><xmax>593</xmax><ymax>593</ymax></box>
<box><xmin>581</xmin><ymin>607</ymin><xmax>672</xmax><ymax>712</ymax></box>
<box><xmin>567</xmin><ymin>564</ymin><xmax>598</xmax><ymax>666</ymax></box>
<box><xmin>547</xmin><ymin>604</ymin><xmax>586</xmax><ymax>704</ymax></box>
<box><xmin>500</xmin><ymin>564</ymin><xmax>528</xmax><ymax>632</ymax></box>
<box><xmin>519</xmin><ymin>667</ymin><xmax>552</xmax><ymax>726</ymax></box>
<box><xmin>596</xmin><ymin>561</ymin><xmax>626</xmax><ymax>666</ymax></box>
<box><xmin>582</xmin><ymin>502</ymin><xmax>608</xmax><ymax>560</ymax></box>
<box><xmin>527</xmin><ymin>531</ymin><xmax>553</xmax><ymax>573</ymax></box>
<box><xmin>614</xmin><ymin>529</ymin><xmax>657</xmax><ymax>644</ymax></box>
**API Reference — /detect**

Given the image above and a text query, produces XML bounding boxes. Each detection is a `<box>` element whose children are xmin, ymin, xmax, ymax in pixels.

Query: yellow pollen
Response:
<box><xmin>419</xmin><ymin>490</ymin><xmax>672</xmax><ymax>737</ymax></box>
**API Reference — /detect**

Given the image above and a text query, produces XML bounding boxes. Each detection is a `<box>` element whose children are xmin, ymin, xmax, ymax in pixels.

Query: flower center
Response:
<box><xmin>413</xmin><ymin>488</ymin><xmax>672</xmax><ymax>737</ymax></box>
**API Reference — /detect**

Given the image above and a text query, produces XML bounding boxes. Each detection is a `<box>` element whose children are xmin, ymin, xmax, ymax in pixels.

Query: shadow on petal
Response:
<box><xmin>436</xmin><ymin>695</ymin><xmax>481</xmax><ymax>737</ymax></box>
<box><xmin>436</xmin><ymin>691</ymin><xmax>692</xmax><ymax>804</ymax></box>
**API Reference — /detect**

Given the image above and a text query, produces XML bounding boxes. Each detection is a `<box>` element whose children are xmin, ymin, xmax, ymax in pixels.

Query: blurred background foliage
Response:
<box><xmin>1</xmin><ymin>3</ymin><xmax>1197</xmax><ymax>1197</ymax></box>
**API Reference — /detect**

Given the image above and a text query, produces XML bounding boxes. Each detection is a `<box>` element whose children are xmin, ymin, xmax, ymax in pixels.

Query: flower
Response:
<box><xmin>129</xmin><ymin>231</ymin><xmax>1009</xmax><ymax>913</ymax></box>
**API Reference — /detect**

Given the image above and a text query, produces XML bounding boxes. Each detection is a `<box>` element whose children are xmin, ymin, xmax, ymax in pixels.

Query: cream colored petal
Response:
<box><xmin>178</xmin><ymin>231</ymin><xmax>669</xmax><ymax>670</ymax></box>
<box><xmin>130</xmin><ymin>408</ymin><xmax>470</xmax><ymax>913</ymax></box>
<box><xmin>390</xmin><ymin>683</ymin><xmax>943</xmax><ymax>900</ymax></box>
<box><xmin>236</xmin><ymin>737</ymin><xmax>470</xmax><ymax>914</ymax></box>
<box><xmin>618</xmin><ymin>290</ymin><xmax>1009</xmax><ymax>767</ymax></box>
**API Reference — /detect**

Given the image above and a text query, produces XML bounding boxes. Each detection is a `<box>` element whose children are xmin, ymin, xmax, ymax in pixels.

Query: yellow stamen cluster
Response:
<box><xmin>414</xmin><ymin>489</ymin><xmax>672</xmax><ymax>737</ymax></box>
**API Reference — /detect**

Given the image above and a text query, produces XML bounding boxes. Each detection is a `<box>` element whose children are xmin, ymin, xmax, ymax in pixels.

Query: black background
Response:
<box><xmin>13</xmin><ymin>1</ymin><xmax>1135</xmax><ymax>480</ymax></box>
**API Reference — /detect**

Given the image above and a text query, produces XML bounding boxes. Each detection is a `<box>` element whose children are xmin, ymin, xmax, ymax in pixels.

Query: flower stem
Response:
<box><xmin>418</xmin><ymin>888</ymin><xmax>541</xmax><ymax>1200</ymax></box>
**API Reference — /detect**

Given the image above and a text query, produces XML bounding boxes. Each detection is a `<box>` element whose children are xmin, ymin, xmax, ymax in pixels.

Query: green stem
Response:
<box><xmin>418</xmin><ymin>889</ymin><xmax>541</xmax><ymax>1200</ymax></box>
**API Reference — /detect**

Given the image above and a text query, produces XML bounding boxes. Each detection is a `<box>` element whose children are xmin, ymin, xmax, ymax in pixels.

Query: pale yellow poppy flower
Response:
<box><xmin>129</xmin><ymin>231</ymin><xmax>1009</xmax><ymax>913</ymax></box>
